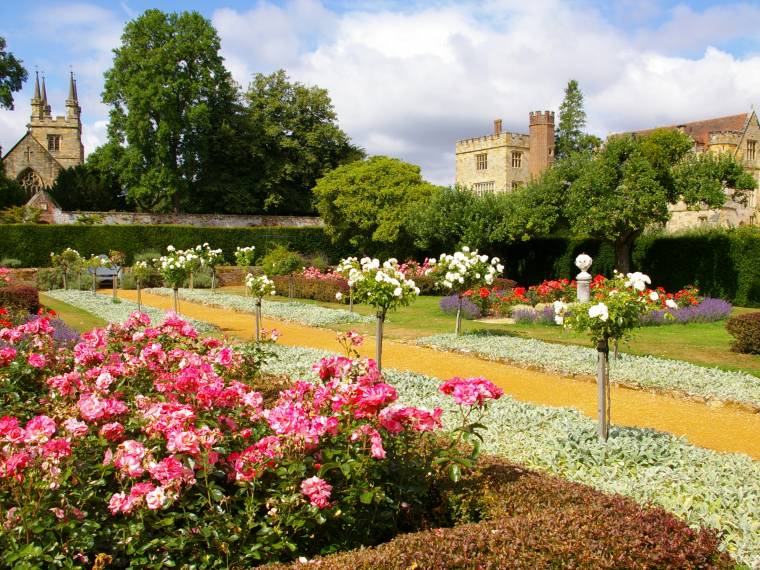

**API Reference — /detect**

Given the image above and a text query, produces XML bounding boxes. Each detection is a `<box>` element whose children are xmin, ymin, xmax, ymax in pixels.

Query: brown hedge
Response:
<box><xmin>726</xmin><ymin>311</ymin><xmax>760</xmax><ymax>354</ymax></box>
<box><xmin>0</xmin><ymin>284</ymin><xmax>40</xmax><ymax>313</ymax></box>
<box><xmin>265</xmin><ymin>456</ymin><xmax>732</xmax><ymax>570</ymax></box>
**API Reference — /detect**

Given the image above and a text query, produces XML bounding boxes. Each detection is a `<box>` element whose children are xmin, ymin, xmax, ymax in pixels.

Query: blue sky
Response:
<box><xmin>2</xmin><ymin>0</ymin><xmax>760</xmax><ymax>184</ymax></box>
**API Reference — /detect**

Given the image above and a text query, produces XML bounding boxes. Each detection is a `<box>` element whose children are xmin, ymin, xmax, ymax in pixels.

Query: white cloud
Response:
<box><xmin>4</xmin><ymin>0</ymin><xmax>760</xmax><ymax>187</ymax></box>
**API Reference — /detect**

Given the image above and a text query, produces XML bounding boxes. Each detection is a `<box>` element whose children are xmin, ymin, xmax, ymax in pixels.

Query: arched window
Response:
<box><xmin>17</xmin><ymin>169</ymin><xmax>44</xmax><ymax>195</ymax></box>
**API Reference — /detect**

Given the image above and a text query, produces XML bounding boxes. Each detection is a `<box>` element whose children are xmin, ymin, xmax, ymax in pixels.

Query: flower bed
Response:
<box><xmin>146</xmin><ymin>288</ymin><xmax>372</xmax><ymax>327</ymax></box>
<box><xmin>44</xmin><ymin>289</ymin><xmax>214</xmax><ymax>333</ymax></box>
<box><xmin>263</xmin><ymin>344</ymin><xmax>760</xmax><ymax>569</ymax></box>
<box><xmin>416</xmin><ymin>333</ymin><xmax>760</xmax><ymax>410</ymax></box>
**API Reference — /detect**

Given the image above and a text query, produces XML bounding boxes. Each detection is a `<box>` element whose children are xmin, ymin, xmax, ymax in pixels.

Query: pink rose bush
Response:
<box><xmin>0</xmin><ymin>307</ymin><xmax>502</xmax><ymax>567</ymax></box>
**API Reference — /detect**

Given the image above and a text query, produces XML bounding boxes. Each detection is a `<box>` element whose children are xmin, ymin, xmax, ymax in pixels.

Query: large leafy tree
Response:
<box><xmin>555</xmin><ymin>80</ymin><xmax>601</xmax><ymax>159</ymax></box>
<box><xmin>313</xmin><ymin>156</ymin><xmax>440</xmax><ymax>257</ymax></box>
<box><xmin>503</xmin><ymin>129</ymin><xmax>756</xmax><ymax>272</ymax></box>
<box><xmin>48</xmin><ymin>145</ymin><xmax>128</xmax><ymax>211</ymax></box>
<box><xmin>0</xmin><ymin>37</ymin><xmax>27</xmax><ymax>111</ymax></box>
<box><xmin>244</xmin><ymin>70</ymin><xmax>363</xmax><ymax>214</ymax></box>
<box><xmin>102</xmin><ymin>10</ymin><xmax>239</xmax><ymax>213</ymax></box>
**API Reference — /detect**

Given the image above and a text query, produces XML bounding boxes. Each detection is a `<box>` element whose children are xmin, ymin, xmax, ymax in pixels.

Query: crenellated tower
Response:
<box><xmin>528</xmin><ymin>110</ymin><xmax>555</xmax><ymax>179</ymax></box>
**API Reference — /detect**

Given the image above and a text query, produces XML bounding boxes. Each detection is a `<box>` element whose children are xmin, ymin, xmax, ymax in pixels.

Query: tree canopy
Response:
<box><xmin>48</xmin><ymin>145</ymin><xmax>127</xmax><ymax>211</ymax></box>
<box><xmin>555</xmin><ymin>80</ymin><xmax>601</xmax><ymax>159</ymax></box>
<box><xmin>244</xmin><ymin>70</ymin><xmax>364</xmax><ymax>214</ymax></box>
<box><xmin>313</xmin><ymin>156</ymin><xmax>440</xmax><ymax>257</ymax></box>
<box><xmin>102</xmin><ymin>10</ymin><xmax>239</xmax><ymax>213</ymax></box>
<box><xmin>506</xmin><ymin>129</ymin><xmax>757</xmax><ymax>271</ymax></box>
<box><xmin>0</xmin><ymin>37</ymin><xmax>27</xmax><ymax>111</ymax></box>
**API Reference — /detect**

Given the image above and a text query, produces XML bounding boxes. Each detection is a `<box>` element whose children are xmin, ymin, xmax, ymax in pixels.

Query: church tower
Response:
<box><xmin>0</xmin><ymin>70</ymin><xmax>84</xmax><ymax>194</ymax></box>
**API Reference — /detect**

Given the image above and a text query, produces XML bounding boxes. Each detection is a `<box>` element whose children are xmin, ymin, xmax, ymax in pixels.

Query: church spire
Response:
<box><xmin>66</xmin><ymin>70</ymin><xmax>81</xmax><ymax>121</ymax></box>
<box><xmin>31</xmin><ymin>71</ymin><xmax>43</xmax><ymax>120</ymax></box>
<box><xmin>33</xmin><ymin>71</ymin><xmax>41</xmax><ymax>101</ymax></box>
<box><xmin>41</xmin><ymin>74</ymin><xmax>52</xmax><ymax>118</ymax></box>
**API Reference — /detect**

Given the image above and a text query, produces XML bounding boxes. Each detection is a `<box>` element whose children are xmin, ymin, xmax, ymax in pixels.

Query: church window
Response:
<box><xmin>475</xmin><ymin>153</ymin><xmax>487</xmax><ymax>170</ymax></box>
<box><xmin>747</xmin><ymin>140</ymin><xmax>756</xmax><ymax>161</ymax></box>
<box><xmin>511</xmin><ymin>151</ymin><xmax>522</xmax><ymax>168</ymax></box>
<box><xmin>47</xmin><ymin>135</ymin><xmax>61</xmax><ymax>151</ymax></box>
<box><xmin>472</xmin><ymin>181</ymin><xmax>494</xmax><ymax>196</ymax></box>
<box><xmin>18</xmin><ymin>169</ymin><xmax>44</xmax><ymax>195</ymax></box>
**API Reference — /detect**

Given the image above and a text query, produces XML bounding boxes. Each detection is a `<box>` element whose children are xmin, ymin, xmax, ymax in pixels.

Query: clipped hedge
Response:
<box><xmin>726</xmin><ymin>312</ymin><xmax>760</xmax><ymax>354</ymax></box>
<box><xmin>267</xmin><ymin>456</ymin><xmax>731</xmax><ymax>570</ymax></box>
<box><xmin>271</xmin><ymin>274</ymin><xmax>350</xmax><ymax>303</ymax></box>
<box><xmin>0</xmin><ymin>224</ymin><xmax>346</xmax><ymax>268</ymax></box>
<box><xmin>0</xmin><ymin>284</ymin><xmax>40</xmax><ymax>312</ymax></box>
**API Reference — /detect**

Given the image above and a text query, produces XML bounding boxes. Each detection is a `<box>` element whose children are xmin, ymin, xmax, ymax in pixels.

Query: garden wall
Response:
<box><xmin>0</xmin><ymin>224</ymin><xmax>348</xmax><ymax>268</ymax></box>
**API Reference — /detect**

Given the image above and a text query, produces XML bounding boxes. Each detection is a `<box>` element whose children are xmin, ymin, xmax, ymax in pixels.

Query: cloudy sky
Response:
<box><xmin>2</xmin><ymin>0</ymin><xmax>760</xmax><ymax>184</ymax></box>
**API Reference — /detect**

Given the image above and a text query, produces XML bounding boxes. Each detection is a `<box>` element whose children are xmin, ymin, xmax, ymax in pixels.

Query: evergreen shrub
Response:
<box><xmin>726</xmin><ymin>312</ymin><xmax>760</xmax><ymax>354</ymax></box>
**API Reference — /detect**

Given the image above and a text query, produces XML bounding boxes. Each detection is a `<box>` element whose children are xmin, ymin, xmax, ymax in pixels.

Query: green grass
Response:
<box><xmin>39</xmin><ymin>293</ymin><xmax>107</xmax><ymax>332</ymax></box>
<box><xmin>223</xmin><ymin>286</ymin><xmax>760</xmax><ymax>377</ymax></box>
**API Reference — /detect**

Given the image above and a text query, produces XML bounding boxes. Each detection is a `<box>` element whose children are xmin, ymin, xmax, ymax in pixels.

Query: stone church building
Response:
<box><xmin>1</xmin><ymin>71</ymin><xmax>84</xmax><ymax>194</ymax></box>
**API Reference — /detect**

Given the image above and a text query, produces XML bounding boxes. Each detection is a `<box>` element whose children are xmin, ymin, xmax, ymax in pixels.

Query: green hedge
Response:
<box><xmin>0</xmin><ymin>224</ymin><xmax>347</xmax><ymax>268</ymax></box>
<box><xmin>485</xmin><ymin>228</ymin><xmax>760</xmax><ymax>307</ymax></box>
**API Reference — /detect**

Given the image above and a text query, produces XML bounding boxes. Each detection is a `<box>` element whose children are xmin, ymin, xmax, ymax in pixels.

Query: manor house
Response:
<box><xmin>455</xmin><ymin>111</ymin><xmax>555</xmax><ymax>194</ymax></box>
<box><xmin>629</xmin><ymin>111</ymin><xmax>760</xmax><ymax>230</ymax></box>
<box><xmin>1</xmin><ymin>71</ymin><xmax>84</xmax><ymax>195</ymax></box>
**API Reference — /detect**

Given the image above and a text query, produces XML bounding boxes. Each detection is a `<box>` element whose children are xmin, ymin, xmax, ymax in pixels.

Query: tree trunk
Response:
<box><xmin>189</xmin><ymin>271</ymin><xmax>194</xmax><ymax>290</ymax></box>
<box><xmin>211</xmin><ymin>269</ymin><xmax>216</xmax><ymax>294</ymax></box>
<box><xmin>349</xmin><ymin>287</ymin><xmax>353</xmax><ymax>313</ymax></box>
<box><xmin>455</xmin><ymin>296</ymin><xmax>463</xmax><ymax>335</ymax></box>
<box><xmin>172</xmin><ymin>287</ymin><xmax>180</xmax><ymax>315</ymax></box>
<box><xmin>596</xmin><ymin>338</ymin><xmax>610</xmax><ymax>443</ymax></box>
<box><xmin>614</xmin><ymin>232</ymin><xmax>639</xmax><ymax>274</ymax></box>
<box><xmin>62</xmin><ymin>271</ymin><xmax>68</xmax><ymax>291</ymax></box>
<box><xmin>137</xmin><ymin>282</ymin><xmax>142</xmax><ymax>312</ymax></box>
<box><xmin>112</xmin><ymin>274</ymin><xmax>118</xmax><ymax>302</ymax></box>
<box><xmin>376</xmin><ymin>311</ymin><xmax>385</xmax><ymax>372</ymax></box>
<box><xmin>255</xmin><ymin>299</ymin><xmax>262</xmax><ymax>341</ymax></box>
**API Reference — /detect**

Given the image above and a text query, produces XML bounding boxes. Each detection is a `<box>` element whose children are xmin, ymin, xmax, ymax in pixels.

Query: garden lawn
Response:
<box><xmin>39</xmin><ymin>293</ymin><xmax>107</xmax><ymax>332</ymax></box>
<box><xmin>203</xmin><ymin>287</ymin><xmax>760</xmax><ymax>377</ymax></box>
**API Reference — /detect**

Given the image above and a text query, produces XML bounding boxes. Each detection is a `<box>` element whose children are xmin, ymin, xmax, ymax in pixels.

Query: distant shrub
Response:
<box><xmin>726</xmin><ymin>312</ymin><xmax>760</xmax><ymax>354</ymax></box>
<box><xmin>271</xmin><ymin>274</ymin><xmax>349</xmax><ymax>303</ymax></box>
<box><xmin>262</xmin><ymin>244</ymin><xmax>306</xmax><ymax>276</ymax></box>
<box><xmin>0</xmin><ymin>258</ymin><xmax>22</xmax><ymax>268</ymax></box>
<box><xmin>0</xmin><ymin>284</ymin><xmax>40</xmax><ymax>312</ymax></box>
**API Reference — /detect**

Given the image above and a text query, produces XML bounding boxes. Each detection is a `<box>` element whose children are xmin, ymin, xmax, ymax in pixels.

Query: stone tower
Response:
<box><xmin>528</xmin><ymin>110</ymin><xmax>555</xmax><ymax>179</ymax></box>
<box><xmin>1</xmin><ymin>71</ymin><xmax>84</xmax><ymax>194</ymax></box>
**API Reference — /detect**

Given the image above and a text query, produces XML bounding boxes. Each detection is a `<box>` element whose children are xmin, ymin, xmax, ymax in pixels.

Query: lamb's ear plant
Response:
<box><xmin>347</xmin><ymin>257</ymin><xmax>419</xmax><ymax>371</ymax></box>
<box><xmin>429</xmin><ymin>247</ymin><xmax>503</xmax><ymax>335</ymax></box>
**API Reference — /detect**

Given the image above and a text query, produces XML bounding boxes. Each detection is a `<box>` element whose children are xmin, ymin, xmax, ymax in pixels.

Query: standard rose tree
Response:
<box><xmin>429</xmin><ymin>247</ymin><xmax>504</xmax><ymax>335</ymax></box>
<box><xmin>246</xmin><ymin>273</ymin><xmax>276</xmax><ymax>341</ymax></box>
<box><xmin>346</xmin><ymin>257</ymin><xmax>419</xmax><ymax>370</ymax></box>
<box><xmin>561</xmin><ymin>270</ymin><xmax>653</xmax><ymax>442</ymax></box>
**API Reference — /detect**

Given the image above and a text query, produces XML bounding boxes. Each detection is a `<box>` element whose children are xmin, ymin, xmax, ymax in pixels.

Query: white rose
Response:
<box><xmin>393</xmin><ymin>287</ymin><xmax>402</xmax><ymax>297</ymax></box>
<box><xmin>588</xmin><ymin>302</ymin><xmax>609</xmax><ymax>322</ymax></box>
<box><xmin>665</xmin><ymin>299</ymin><xmax>677</xmax><ymax>309</ymax></box>
<box><xmin>649</xmin><ymin>291</ymin><xmax>659</xmax><ymax>301</ymax></box>
<box><xmin>335</xmin><ymin>292</ymin><xmax>343</xmax><ymax>301</ymax></box>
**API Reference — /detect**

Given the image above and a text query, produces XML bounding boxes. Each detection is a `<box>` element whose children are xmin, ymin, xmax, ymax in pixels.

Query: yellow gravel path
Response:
<box><xmin>119</xmin><ymin>290</ymin><xmax>760</xmax><ymax>459</ymax></box>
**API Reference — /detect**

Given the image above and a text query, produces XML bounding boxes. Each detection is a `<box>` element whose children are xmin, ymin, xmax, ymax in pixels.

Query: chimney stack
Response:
<box><xmin>493</xmin><ymin>119</ymin><xmax>502</xmax><ymax>136</ymax></box>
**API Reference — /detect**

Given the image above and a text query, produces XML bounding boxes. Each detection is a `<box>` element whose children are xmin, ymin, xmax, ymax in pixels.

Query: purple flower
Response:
<box><xmin>511</xmin><ymin>306</ymin><xmax>537</xmax><ymax>324</ymax></box>
<box><xmin>439</xmin><ymin>295</ymin><xmax>481</xmax><ymax>319</ymax></box>
<box><xmin>640</xmin><ymin>298</ymin><xmax>732</xmax><ymax>326</ymax></box>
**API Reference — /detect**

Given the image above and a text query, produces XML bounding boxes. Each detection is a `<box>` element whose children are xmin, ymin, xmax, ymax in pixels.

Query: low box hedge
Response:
<box><xmin>271</xmin><ymin>275</ymin><xmax>349</xmax><ymax>303</ymax></box>
<box><xmin>0</xmin><ymin>284</ymin><xmax>40</xmax><ymax>312</ymax></box>
<box><xmin>267</xmin><ymin>456</ymin><xmax>731</xmax><ymax>569</ymax></box>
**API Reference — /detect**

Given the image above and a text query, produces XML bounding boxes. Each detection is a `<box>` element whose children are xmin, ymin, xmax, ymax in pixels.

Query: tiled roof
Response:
<box><xmin>630</xmin><ymin>113</ymin><xmax>750</xmax><ymax>146</ymax></box>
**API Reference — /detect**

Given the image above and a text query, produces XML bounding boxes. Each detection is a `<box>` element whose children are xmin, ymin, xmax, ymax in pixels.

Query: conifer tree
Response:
<box><xmin>555</xmin><ymin>80</ymin><xmax>600</xmax><ymax>159</ymax></box>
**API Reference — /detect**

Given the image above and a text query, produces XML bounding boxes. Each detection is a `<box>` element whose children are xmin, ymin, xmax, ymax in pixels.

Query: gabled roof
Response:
<box><xmin>630</xmin><ymin>113</ymin><xmax>750</xmax><ymax>146</ymax></box>
<box><xmin>1</xmin><ymin>131</ymin><xmax>64</xmax><ymax>170</ymax></box>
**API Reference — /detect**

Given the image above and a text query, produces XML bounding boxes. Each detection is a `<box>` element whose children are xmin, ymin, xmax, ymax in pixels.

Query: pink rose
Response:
<box><xmin>27</xmin><ymin>353</ymin><xmax>47</xmax><ymax>368</ymax></box>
